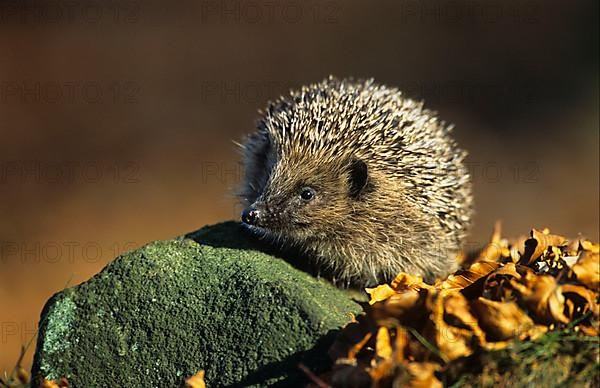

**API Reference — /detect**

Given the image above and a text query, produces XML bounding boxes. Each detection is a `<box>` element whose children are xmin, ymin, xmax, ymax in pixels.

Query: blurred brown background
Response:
<box><xmin>0</xmin><ymin>0</ymin><xmax>598</xmax><ymax>372</ymax></box>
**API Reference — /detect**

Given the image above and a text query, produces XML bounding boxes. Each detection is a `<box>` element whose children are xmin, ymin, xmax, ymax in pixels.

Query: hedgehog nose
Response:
<box><xmin>241</xmin><ymin>207</ymin><xmax>260</xmax><ymax>226</ymax></box>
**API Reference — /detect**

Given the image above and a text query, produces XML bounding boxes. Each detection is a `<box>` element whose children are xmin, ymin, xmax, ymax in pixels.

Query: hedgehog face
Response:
<box><xmin>241</xmin><ymin>156</ymin><xmax>370</xmax><ymax>242</ymax></box>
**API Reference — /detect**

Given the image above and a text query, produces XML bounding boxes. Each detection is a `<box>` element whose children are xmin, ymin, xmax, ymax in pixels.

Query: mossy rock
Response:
<box><xmin>31</xmin><ymin>222</ymin><xmax>362</xmax><ymax>387</ymax></box>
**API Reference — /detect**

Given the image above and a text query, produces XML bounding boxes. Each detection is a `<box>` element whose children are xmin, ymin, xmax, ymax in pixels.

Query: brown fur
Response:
<box><xmin>238</xmin><ymin>77</ymin><xmax>473</xmax><ymax>287</ymax></box>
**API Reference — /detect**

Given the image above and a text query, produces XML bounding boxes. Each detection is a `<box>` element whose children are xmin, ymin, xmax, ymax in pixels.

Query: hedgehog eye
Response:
<box><xmin>299</xmin><ymin>187</ymin><xmax>316</xmax><ymax>201</ymax></box>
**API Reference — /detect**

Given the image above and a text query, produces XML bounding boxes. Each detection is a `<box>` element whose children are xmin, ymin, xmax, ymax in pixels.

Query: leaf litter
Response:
<box><xmin>316</xmin><ymin>224</ymin><xmax>599</xmax><ymax>387</ymax></box>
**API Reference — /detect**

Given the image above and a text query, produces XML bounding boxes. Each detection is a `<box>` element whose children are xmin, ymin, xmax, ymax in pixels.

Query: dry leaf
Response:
<box><xmin>366</xmin><ymin>284</ymin><xmax>396</xmax><ymax>305</ymax></box>
<box><xmin>428</xmin><ymin>291</ymin><xmax>483</xmax><ymax>360</ymax></box>
<box><xmin>442</xmin><ymin>261</ymin><xmax>501</xmax><ymax>290</ymax></box>
<box><xmin>520</xmin><ymin>229</ymin><xmax>567</xmax><ymax>265</ymax></box>
<box><xmin>482</xmin><ymin>262</ymin><xmax>523</xmax><ymax>300</ymax></box>
<box><xmin>509</xmin><ymin>234</ymin><xmax>530</xmax><ymax>262</ymax></box>
<box><xmin>394</xmin><ymin>327</ymin><xmax>409</xmax><ymax>363</ymax></box>
<box><xmin>406</xmin><ymin>362</ymin><xmax>442</xmax><ymax>388</ymax></box>
<box><xmin>561</xmin><ymin>284</ymin><xmax>599</xmax><ymax>319</ymax></box>
<box><xmin>368</xmin><ymin>358</ymin><xmax>395</xmax><ymax>383</ymax></box>
<box><xmin>40</xmin><ymin>380</ymin><xmax>60</xmax><ymax>388</ymax></box>
<box><xmin>511</xmin><ymin>274</ymin><xmax>570</xmax><ymax>324</ymax></box>
<box><xmin>572</xmin><ymin>251</ymin><xmax>600</xmax><ymax>289</ymax></box>
<box><xmin>580</xmin><ymin>240</ymin><xmax>600</xmax><ymax>253</ymax></box>
<box><xmin>471</xmin><ymin>298</ymin><xmax>538</xmax><ymax>342</ymax></box>
<box><xmin>390</xmin><ymin>272</ymin><xmax>429</xmax><ymax>290</ymax></box>
<box><xmin>40</xmin><ymin>378</ymin><xmax>68</xmax><ymax>388</ymax></box>
<box><xmin>375</xmin><ymin>327</ymin><xmax>393</xmax><ymax>360</ymax></box>
<box><xmin>185</xmin><ymin>370</ymin><xmax>206</xmax><ymax>388</ymax></box>
<box><xmin>371</xmin><ymin>288</ymin><xmax>424</xmax><ymax>322</ymax></box>
<box><xmin>579</xmin><ymin>324</ymin><xmax>599</xmax><ymax>336</ymax></box>
<box><xmin>323</xmin><ymin>226</ymin><xmax>597</xmax><ymax>387</ymax></box>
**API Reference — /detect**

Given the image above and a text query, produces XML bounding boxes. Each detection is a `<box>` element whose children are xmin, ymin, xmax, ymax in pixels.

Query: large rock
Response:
<box><xmin>31</xmin><ymin>222</ymin><xmax>362</xmax><ymax>387</ymax></box>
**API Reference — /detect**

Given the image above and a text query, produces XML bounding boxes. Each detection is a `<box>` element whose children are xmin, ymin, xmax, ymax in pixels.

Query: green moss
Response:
<box><xmin>31</xmin><ymin>222</ymin><xmax>361</xmax><ymax>387</ymax></box>
<box><xmin>37</xmin><ymin>294</ymin><xmax>76</xmax><ymax>381</ymax></box>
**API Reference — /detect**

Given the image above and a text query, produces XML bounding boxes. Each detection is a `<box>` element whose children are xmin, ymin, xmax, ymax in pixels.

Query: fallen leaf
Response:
<box><xmin>509</xmin><ymin>234</ymin><xmax>530</xmax><ymax>262</ymax></box>
<box><xmin>185</xmin><ymin>370</ymin><xmax>206</xmax><ymax>388</ymax></box>
<box><xmin>405</xmin><ymin>362</ymin><xmax>442</xmax><ymax>388</ymax></box>
<box><xmin>580</xmin><ymin>240</ymin><xmax>600</xmax><ymax>254</ymax></box>
<box><xmin>391</xmin><ymin>272</ymin><xmax>429</xmax><ymax>290</ymax></box>
<box><xmin>41</xmin><ymin>380</ymin><xmax>60</xmax><ymax>388</ymax></box>
<box><xmin>394</xmin><ymin>327</ymin><xmax>409</xmax><ymax>363</ymax></box>
<box><xmin>572</xmin><ymin>251</ymin><xmax>600</xmax><ymax>289</ymax></box>
<box><xmin>511</xmin><ymin>273</ymin><xmax>569</xmax><ymax>324</ymax></box>
<box><xmin>323</xmin><ymin>226</ymin><xmax>598</xmax><ymax>387</ymax></box>
<box><xmin>482</xmin><ymin>262</ymin><xmax>523</xmax><ymax>300</ymax></box>
<box><xmin>40</xmin><ymin>378</ymin><xmax>68</xmax><ymax>388</ymax></box>
<box><xmin>579</xmin><ymin>325</ymin><xmax>599</xmax><ymax>336</ymax></box>
<box><xmin>561</xmin><ymin>284</ymin><xmax>599</xmax><ymax>319</ymax></box>
<box><xmin>442</xmin><ymin>261</ymin><xmax>501</xmax><ymax>290</ymax></box>
<box><xmin>520</xmin><ymin>229</ymin><xmax>567</xmax><ymax>265</ymax></box>
<box><xmin>428</xmin><ymin>291</ymin><xmax>483</xmax><ymax>360</ymax></box>
<box><xmin>375</xmin><ymin>326</ymin><xmax>393</xmax><ymax>360</ymax></box>
<box><xmin>368</xmin><ymin>358</ymin><xmax>395</xmax><ymax>383</ymax></box>
<box><xmin>471</xmin><ymin>298</ymin><xmax>539</xmax><ymax>342</ymax></box>
<box><xmin>371</xmin><ymin>288</ymin><xmax>424</xmax><ymax>322</ymax></box>
<box><xmin>366</xmin><ymin>284</ymin><xmax>396</xmax><ymax>305</ymax></box>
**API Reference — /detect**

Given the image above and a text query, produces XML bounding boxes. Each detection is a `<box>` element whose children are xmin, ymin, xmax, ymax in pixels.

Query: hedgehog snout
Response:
<box><xmin>241</xmin><ymin>206</ymin><xmax>261</xmax><ymax>226</ymax></box>
<box><xmin>241</xmin><ymin>201</ymin><xmax>286</xmax><ymax>230</ymax></box>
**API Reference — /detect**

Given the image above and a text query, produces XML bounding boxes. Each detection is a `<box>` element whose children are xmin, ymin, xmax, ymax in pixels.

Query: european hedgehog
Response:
<box><xmin>238</xmin><ymin>77</ymin><xmax>473</xmax><ymax>287</ymax></box>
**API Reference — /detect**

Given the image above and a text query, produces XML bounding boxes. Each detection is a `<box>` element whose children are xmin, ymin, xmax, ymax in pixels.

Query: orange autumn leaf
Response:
<box><xmin>436</xmin><ymin>317</ymin><xmax>477</xmax><ymax>361</ymax></box>
<box><xmin>40</xmin><ymin>378</ymin><xmax>69</xmax><ymax>388</ymax></box>
<box><xmin>471</xmin><ymin>298</ymin><xmax>540</xmax><ymax>342</ymax></box>
<box><xmin>366</xmin><ymin>327</ymin><xmax>398</xmax><ymax>382</ymax></box>
<box><xmin>427</xmin><ymin>291</ymin><xmax>484</xmax><ymax>361</ymax></box>
<box><xmin>394</xmin><ymin>327</ymin><xmax>409</xmax><ymax>363</ymax></box>
<box><xmin>520</xmin><ymin>228</ymin><xmax>567</xmax><ymax>265</ymax></box>
<box><xmin>368</xmin><ymin>358</ymin><xmax>395</xmax><ymax>383</ymax></box>
<box><xmin>482</xmin><ymin>262</ymin><xmax>522</xmax><ymax>295</ymax></box>
<box><xmin>185</xmin><ymin>370</ymin><xmax>206</xmax><ymax>388</ymax></box>
<box><xmin>375</xmin><ymin>326</ymin><xmax>393</xmax><ymax>360</ymax></box>
<box><xmin>510</xmin><ymin>273</ymin><xmax>570</xmax><ymax>325</ymax></box>
<box><xmin>323</xmin><ymin>226</ymin><xmax>597</xmax><ymax>387</ymax></box>
<box><xmin>371</xmin><ymin>287</ymin><xmax>424</xmax><ymax>321</ymax></box>
<box><xmin>509</xmin><ymin>234</ymin><xmax>530</xmax><ymax>262</ymax></box>
<box><xmin>390</xmin><ymin>272</ymin><xmax>430</xmax><ymax>290</ymax></box>
<box><xmin>366</xmin><ymin>284</ymin><xmax>396</xmax><ymax>304</ymax></box>
<box><xmin>367</xmin><ymin>273</ymin><xmax>429</xmax><ymax>305</ymax></box>
<box><xmin>561</xmin><ymin>284</ymin><xmax>599</xmax><ymax>319</ymax></box>
<box><xmin>580</xmin><ymin>240</ymin><xmax>600</xmax><ymax>254</ymax></box>
<box><xmin>579</xmin><ymin>324</ymin><xmax>599</xmax><ymax>336</ymax></box>
<box><xmin>40</xmin><ymin>380</ymin><xmax>60</xmax><ymax>388</ymax></box>
<box><xmin>442</xmin><ymin>261</ymin><xmax>501</xmax><ymax>290</ymax></box>
<box><xmin>442</xmin><ymin>292</ymin><xmax>486</xmax><ymax>342</ymax></box>
<box><xmin>572</xmin><ymin>251</ymin><xmax>600</xmax><ymax>290</ymax></box>
<box><xmin>406</xmin><ymin>362</ymin><xmax>442</xmax><ymax>388</ymax></box>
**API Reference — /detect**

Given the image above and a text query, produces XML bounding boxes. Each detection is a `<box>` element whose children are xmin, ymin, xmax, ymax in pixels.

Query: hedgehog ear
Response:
<box><xmin>348</xmin><ymin>158</ymin><xmax>368</xmax><ymax>199</ymax></box>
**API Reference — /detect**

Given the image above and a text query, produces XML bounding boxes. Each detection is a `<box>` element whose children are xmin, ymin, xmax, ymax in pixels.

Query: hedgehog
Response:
<box><xmin>237</xmin><ymin>77</ymin><xmax>473</xmax><ymax>287</ymax></box>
